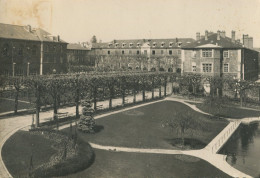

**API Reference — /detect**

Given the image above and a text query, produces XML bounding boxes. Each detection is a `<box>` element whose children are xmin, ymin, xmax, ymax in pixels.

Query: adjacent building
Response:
<box><xmin>181</xmin><ymin>30</ymin><xmax>259</xmax><ymax>80</ymax></box>
<box><xmin>90</xmin><ymin>38</ymin><xmax>195</xmax><ymax>72</ymax></box>
<box><xmin>0</xmin><ymin>23</ymin><xmax>68</xmax><ymax>76</ymax></box>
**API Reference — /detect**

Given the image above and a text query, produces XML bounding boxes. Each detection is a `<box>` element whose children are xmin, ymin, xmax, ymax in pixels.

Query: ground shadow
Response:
<box><xmin>93</xmin><ymin>125</ymin><xmax>104</xmax><ymax>133</ymax></box>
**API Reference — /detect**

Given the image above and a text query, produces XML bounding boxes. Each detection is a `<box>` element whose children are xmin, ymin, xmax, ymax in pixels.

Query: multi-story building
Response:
<box><xmin>181</xmin><ymin>30</ymin><xmax>259</xmax><ymax>80</ymax></box>
<box><xmin>0</xmin><ymin>23</ymin><xmax>68</xmax><ymax>76</ymax></box>
<box><xmin>90</xmin><ymin>38</ymin><xmax>195</xmax><ymax>72</ymax></box>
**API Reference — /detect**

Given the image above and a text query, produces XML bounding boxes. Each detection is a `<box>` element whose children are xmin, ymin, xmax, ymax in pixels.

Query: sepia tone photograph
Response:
<box><xmin>0</xmin><ymin>0</ymin><xmax>260</xmax><ymax>177</ymax></box>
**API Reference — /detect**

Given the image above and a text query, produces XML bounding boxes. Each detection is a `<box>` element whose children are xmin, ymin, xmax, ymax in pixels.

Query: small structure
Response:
<box><xmin>77</xmin><ymin>98</ymin><xmax>95</xmax><ymax>133</ymax></box>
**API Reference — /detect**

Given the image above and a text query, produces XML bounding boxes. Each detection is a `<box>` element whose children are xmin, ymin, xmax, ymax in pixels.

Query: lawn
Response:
<box><xmin>1</xmin><ymin>130</ymin><xmax>57</xmax><ymax>177</ymax></box>
<box><xmin>196</xmin><ymin>103</ymin><xmax>260</xmax><ymax>119</ymax></box>
<box><xmin>63</xmin><ymin>148</ymin><xmax>230</xmax><ymax>178</ymax></box>
<box><xmin>63</xmin><ymin>100</ymin><xmax>228</xmax><ymax>149</ymax></box>
<box><xmin>2</xmin><ymin>130</ymin><xmax>94</xmax><ymax>177</ymax></box>
<box><xmin>0</xmin><ymin>98</ymin><xmax>31</xmax><ymax>113</ymax></box>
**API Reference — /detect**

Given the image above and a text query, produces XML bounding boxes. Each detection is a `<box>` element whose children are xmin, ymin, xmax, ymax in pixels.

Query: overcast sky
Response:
<box><xmin>1</xmin><ymin>0</ymin><xmax>260</xmax><ymax>47</ymax></box>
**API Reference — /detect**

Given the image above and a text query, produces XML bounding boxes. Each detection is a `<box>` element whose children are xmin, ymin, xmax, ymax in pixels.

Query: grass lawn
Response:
<box><xmin>196</xmin><ymin>103</ymin><xmax>260</xmax><ymax>119</ymax></box>
<box><xmin>2</xmin><ymin>129</ymin><xmax>94</xmax><ymax>177</ymax></box>
<box><xmin>63</xmin><ymin>148</ymin><xmax>230</xmax><ymax>178</ymax></box>
<box><xmin>2</xmin><ymin>130</ymin><xmax>57</xmax><ymax>177</ymax></box>
<box><xmin>63</xmin><ymin>100</ymin><xmax>228</xmax><ymax>149</ymax></box>
<box><xmin>0</xmin><ymin>98</ymin><xmax>31</xmax><ymax>113</ymax></box>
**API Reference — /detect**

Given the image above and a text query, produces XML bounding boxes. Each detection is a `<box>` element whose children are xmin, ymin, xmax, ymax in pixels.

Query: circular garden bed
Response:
<box><xmin>2</xmin><ymin>129</ymin><xmax>94</xmax><ymax>178</ymax></box>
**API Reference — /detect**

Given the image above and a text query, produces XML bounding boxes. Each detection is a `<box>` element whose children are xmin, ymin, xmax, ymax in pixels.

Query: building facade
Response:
<box><xmin>182</xmin><ymin>30</ymin><xmax>259</xmax><ymax>80</ymax></box>
<box><xmin>90</xmin><ymin>38</ymin><xmax>195</xmax><ymax>72</ymax></box>
<box><xmin>0</xmin><ymin>23</ymin><xmax>68</xmax><ymax>76</ymax></box>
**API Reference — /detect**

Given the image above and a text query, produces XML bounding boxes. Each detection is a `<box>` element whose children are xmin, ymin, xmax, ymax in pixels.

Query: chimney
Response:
<box><xmin>243</xmin><ymin>34</ymin><xmax>249</xmax><ymax>47</ymax></box>
<box><xmin>205</xmin><ymin>30</ymin><xmax>208</xmax><ymax>41</ymax></box>
<box><xmin>231</xmin><ymin>30</ymin><xmax>235</xmax><ymax>43</ymax></box>
<box><xmin>196</xmin><ymin>32</ymin><xmax>200</xmax><ymax>41</ymax></box>
<box><xmin>217</xmin><ymin>30</ymin><xmax>220</xmax><ymax>40</ymax></box>
<box><xmin>220</xmin><ymin>31</ymin><xmax>226</xmax><ymax>38</ymax></box>
<box><xmin>27</xmin><ymin>25</ymin><xmax>32</xmax><ymax>32</ymax></box>
<box><xmin>243</xmin><ymin>35</ymin><xmax>253</xmax><ymax>48</ymax></box>
<box><xmin>57</xmin><ymin>35</ymin><xmax>60</xmax><ymax>42</ymax></box>
<box><xmin>248</xmin><ymin>37</ymin><xmax>253</xmax><ymax>48</ymax></box>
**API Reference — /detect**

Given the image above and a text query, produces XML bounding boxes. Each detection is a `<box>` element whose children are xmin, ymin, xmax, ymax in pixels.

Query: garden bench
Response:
<box><xmin>96</xmin><ymin>104</ymin><xmax>103</xmax><ymax>110</ymax></box>
<box><xmin>54</xmin><ymin>112</ymin><xmax>69</xmax><ymax>120</ymax></box>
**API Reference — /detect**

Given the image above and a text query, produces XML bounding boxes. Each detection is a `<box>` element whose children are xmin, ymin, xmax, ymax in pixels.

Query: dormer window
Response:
<box><xmin>169</xmin><ymin>42</ymin><xmax>173</xmax><ymax>47</ymax></box>
<box><xmin>161</xmin><ymin>42</ymin><xmax>165</xmax><ymax>47</ymax></box>
<box><xmin>153</xmin><ymin>42</ymin><xmax>156</xmax><ymax>47</ymax></box>
<box><xmin>129</xmin><ymin>43</ymin><xmax>133</xmax><ymax>47</ymax></box>
<box><xmin>178</xmin><ymin>42</ymin><xmax>182</xmax><ymax>47</ymax></box>
<box><xmin>122</xmin><ymin>43</ymin><xmax>126</xmax><ymax>47</ymax></box>
<box><xmin>108</xmin><ymin>43</ymin><xmax>112</xmax><ymax>47</ymax></box>
<box><xmin>115</xmin><ymin>43</ymin><xmax>119</xmax><ymax>47</ymax></box>
<box><xmin>137</xmin><ymin>43</ymin><xmax>140</xmax><ymax>47</ymax></box>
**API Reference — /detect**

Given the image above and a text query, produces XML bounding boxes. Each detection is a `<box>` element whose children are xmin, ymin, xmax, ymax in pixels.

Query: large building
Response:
<box><xmin>181</xmin><ymin>30</ymin><xmax>259</xmax><ymax>80</ymax></box>
<box><xmin>0</xmin><ymin>23</ymin><xmax>68</xmax><ymax>76</ymax></box>
<box><xmin>90</xmin><ymin>38</ymin><xmax>195</xmax><ymax>72</ymax></box>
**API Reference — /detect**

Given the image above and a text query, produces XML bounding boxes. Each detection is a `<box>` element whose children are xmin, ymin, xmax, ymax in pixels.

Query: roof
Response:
<box><xmin>0</xmin><ymin>23</ymin><xmax>67</xmax><ymax>43</ymax></box>
<box><xmin>67</xmin><ymin>43</ymin><xmax>90</xmax><ymax>50</ymax></box>
<box><xmin>91</xmin><ymin>38</ymin><xmax>195</xmax><ymax>49</ymax></box>
<box><xmin>182</xmin><ymin>33</ymin><xmax>243</xmax><ymax>49</ymax></box>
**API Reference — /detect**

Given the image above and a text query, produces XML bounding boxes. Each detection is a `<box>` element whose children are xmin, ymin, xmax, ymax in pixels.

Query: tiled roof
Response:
<box><xmin>67</xmin><ymin>43</ymin><xmax>90</xmax><ymax>50</ymax></box>
<box><xmin>182</xmin><ymin>33</ymin><xmax>243</xmax><ymax>49</ymax></box>
<box><xmin>91</xmin><ymin>38</ymin><xmax>195</xmax><ymax>49</ymax></box>
<box><xmin>0</xmin><ymin>23</ymin><xmax>67</xmax><ymax>43</ymax></box>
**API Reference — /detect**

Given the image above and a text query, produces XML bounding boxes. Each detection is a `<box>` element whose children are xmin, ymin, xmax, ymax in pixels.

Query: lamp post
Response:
<box><xmin>12</xmin><ymin>62</ymin><xmax>16</xmax><ymax>77</ymax></box>
<box><xmin>27</xmin><ymin>62</ymin><xmax>30</xmax><ymax>76</ymax></box>
<box><xmin>12</xmin><ymin>46</ymin><xmax>15</xmax><ymax>76</ymax></box>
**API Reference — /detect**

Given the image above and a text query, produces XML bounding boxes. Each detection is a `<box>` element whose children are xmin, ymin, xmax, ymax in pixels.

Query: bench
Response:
<box><xmin>54</xmin><ymin>112</ymin><xmax>69</xmax><ymax>120</ymax></box>
<box><xmin>96</xmin><ymin>104</ymin><xmax>103</xmax><ymax>110</ymax></box>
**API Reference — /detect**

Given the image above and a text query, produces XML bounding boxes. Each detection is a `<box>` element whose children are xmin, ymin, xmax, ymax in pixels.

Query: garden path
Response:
<box><xmin>1</xmin><ymin>95</ymin><xmax>259</xmax><ymax>177</ymax></box>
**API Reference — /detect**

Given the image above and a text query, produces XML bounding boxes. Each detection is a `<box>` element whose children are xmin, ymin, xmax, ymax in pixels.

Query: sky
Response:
<box><xmin>0</xmin><ymin>0</ymin><xmax>260</xmax><ymax>47</ymax></box>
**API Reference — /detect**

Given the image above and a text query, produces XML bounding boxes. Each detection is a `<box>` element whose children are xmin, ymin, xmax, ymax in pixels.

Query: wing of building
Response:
<box><xmin>0</xmin><ymin>23</ymin><xmax>68</xmax><ymax>76</ymax></box>
<box><xmin>181</xmin><ymin>30</ymin><xmax>259</xmax><ymax>80</ymax></box>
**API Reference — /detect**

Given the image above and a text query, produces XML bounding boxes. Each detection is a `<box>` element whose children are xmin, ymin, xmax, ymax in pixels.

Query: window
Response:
<box><xmin>169</xmin><ymin>50</ymin><xmax>172</xmax><ymax>55</ymax></box>
<box><xmin>137</xmin><ymin>50</ymin><xmax>140</xmax><ymax>55</ymax></box>
<box><xmin>152</xmin><ymin>50</ymin><xmax>155</xmax><ymax>55</ymax></box>
<box><xmin>202</xmin><ymin>49</ymin><xmax>213</xmax><ymax>57</ymax></box>
<box><xmin>137</xmin><ymin>43</ymin><xmax>140</xmax><ymax>47</ymax></box>
<box><xmin>223</xmin><ymin>50</ymin><xmax>229</xmax><ymax>58</ymax></box>
<box><xmin>115</xmin><ymin>43</ymin><xmax>119</xmax><ymax>47</ymax></box>
<box><xmin>192</xmin><ymin>50</ymin><xmax>196</xmax><ymax>57</ymax></box>
<box><xmin>32</xmin><ymin>45</ymin><xmax>37</xmax><ymax>55</ymax></box>
<box><xmin>153</xmin><ymin>43</ymin><xmax>156</xmax><ymax>47</ymax></box>
<box><xmin>122</xmin><ymin>50</ymin><xmax>124</xmax><ymax>55</ymax></box>
<box><xmin>178</xmin><ymin>50</ymin><xmax>181</xmax><ymax>55</ymax></box>
<box><xmin>144</xmin><ymin>50</ymin><xmax>147</xmax><ymax>55</ymax></box>
<box><xmin>129</xmin><ymin>50</ymin><xmax>132</xmax><ymax>54</ymax></box>
<box><xmin>108</xmin><ymin>50</ymin><xmax>110</xmax><ymax>55</ymax></box>
<box><xmin>122</xmin><ymin>43</ymin><xmax>126</xmax><ymax>47</ymax></box>
<box><xmin>18</xmin><ymin>47</ymin><xmax>23</xmax><ymax>55</ymax></box>
<box><xmin>223</xmin><ymin>63</ymin><xmax>229</xmax><ymax>72</ymax></box>
<box><xmin>192</xmin><ymin>62</ymin><xmax>196</xmax><ymax>72</ymax></box>
<box><xmin>202</xmin><ymin>63</ymin><xmax>212</xmax><ymax>72</ymax></box>
<box><xmin>161</xmin><ymin>43</ymin><xmax>165</xmax><ymax>47</ymax></box>
<box><xmin>129</xmin><ymin>43</ymin><xmax>133</xmax><ymax>47</ymax></box>
<box><xmin>2</xmin><ymin>44</ymin><xmax>9</xmax><ymax>56</ymax></box>
<box><xmin>108</xmin><ymin>43</ymin><xmax>112</xmax><ymax>47</ymax></box>
<box><xmin>169</xmin><ymin>42</ymin><xmax>173</xmax><ymax>47</ymax></box>
<box><xmin>161</xmin><ymin>50</ymin><xmax>164</xmax><ymax>54</ymax></box>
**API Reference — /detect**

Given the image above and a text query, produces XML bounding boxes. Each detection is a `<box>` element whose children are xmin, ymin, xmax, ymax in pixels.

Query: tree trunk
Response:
<box><xmin>93</xmin><ymin>87</ymin><xmax>97</xmax><ymax>111</ymax></box>
<box><xmin>122</xmin><ymin>89</ymin><xmax>125</xmax><ymax>106</ymax></box>
<box><xmin>142</xmin><ymin>89</ymin><xmax>145</xmax><ymax>102</ymax></box>
<box><xmin>164</xmin><ymin>81</ymin><xmax>167</xmax><ymax>97</ymax></box>
<box><xmin>14</xmin><ymin>89</ymin><xmax>19</xmax><ymax>114</ymax></box>
<box><xmin>159</xmin><ymin>86</ymin><xmax>162</xmax><ymax>98</ymax></box>
<box><xmin>35</xmin><ymin>86</ymin><xmax>40</xmax><ymax>127</ymax></box>
<box><xmin>75</xmin><ymin>87</ymin><xmax>79</xmax><ymax>119</ymax></box>
<box><xmin>240</xmin><ymin>92</ymin><xmax>243</xmax><ymax>107</ymax></box>
<box><xmin>133</xmin><ymin>89</ymin><xmax>136</xmax><ymax>103</ymax></box>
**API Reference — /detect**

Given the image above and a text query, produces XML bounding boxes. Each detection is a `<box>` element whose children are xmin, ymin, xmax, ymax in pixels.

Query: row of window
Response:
<box><xmin>192</xmin><ymin>63</ymin><xmax>229</xmax><ymax>73</ymax></box>
<box><xmin>200</xmin><ymin>49</ymin><xmax>229</xmax><ymax>58</ymax></box>
<box><xmin>107</xmin><ymin>50</ymin><xmax>181</xmax><ymax>55</ymax></box>
<box><xmin>2</xmin><ymin>44</ymin><xmax>37</xmax><ymax>56</ymax></box>
<box><xmin>108</xmin><ymin>42</ymin><xmax>182</xmax><ymax>48</ymax></box>
<box><xmin>45</xmin><ymin>44</ymin><xmax>63</xmax><ymax>53</ymax></box>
